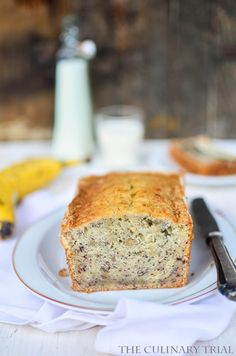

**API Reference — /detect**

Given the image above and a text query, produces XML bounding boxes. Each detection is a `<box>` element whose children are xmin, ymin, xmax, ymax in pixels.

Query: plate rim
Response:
<box><xmin>12</xmin><ymin>257</ymin><xmax>217</xmax><ymax>311</ymax></box>
<box><xmin>12</xmin><ymin>206</ymin><xmax>219</xmax><ymax>313</ymax></box>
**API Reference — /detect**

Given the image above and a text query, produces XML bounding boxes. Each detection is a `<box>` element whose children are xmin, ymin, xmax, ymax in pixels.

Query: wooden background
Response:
<box><xmin>0</xmin><ymin>0</ymin><xmax>236</xmax><ymax>140</ymax></box>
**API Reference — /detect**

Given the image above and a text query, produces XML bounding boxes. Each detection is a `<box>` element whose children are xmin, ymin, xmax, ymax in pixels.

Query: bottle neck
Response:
<box><xmin>57</xmin><ymin>46</ymin><xmax>81</xmax><ymax>60</ymax></box>
<box><xmin>57</xmin><ymin>16</ymin><xmax>80</xmax><ymax>60</ymax></box>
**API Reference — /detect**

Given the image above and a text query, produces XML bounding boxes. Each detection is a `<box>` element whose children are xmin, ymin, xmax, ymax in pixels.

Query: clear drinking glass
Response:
<box><xmin>95</xmin><ymin>105</ymin><xmax>145</xmax><ymax>167</ymax></box>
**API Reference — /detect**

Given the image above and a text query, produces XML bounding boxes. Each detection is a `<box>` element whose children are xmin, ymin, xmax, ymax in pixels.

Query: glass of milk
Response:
<box><xmin>95</xmin><ymin>105</ymin><xmax>145</xmax><ymax>166</ymax></box>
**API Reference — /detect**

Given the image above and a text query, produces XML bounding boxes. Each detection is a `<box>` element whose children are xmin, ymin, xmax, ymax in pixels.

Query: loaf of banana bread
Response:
<box><xmin>60</xmin><ymin>172</ymin><xmax>193</xmax><ymax>293</ymax></box>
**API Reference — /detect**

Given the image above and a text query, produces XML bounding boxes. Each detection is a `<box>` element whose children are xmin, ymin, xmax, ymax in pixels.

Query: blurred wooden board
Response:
<box><xmin>0</xmin><ymin>0</ymin><xmax>236</xmax><ymax>139</ymax></box>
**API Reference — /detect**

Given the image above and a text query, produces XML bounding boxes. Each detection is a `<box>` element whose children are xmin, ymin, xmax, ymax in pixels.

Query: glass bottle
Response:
<box><xmin>52</xmin><ymin>15</ymin><xmax>95</xmax><ymax>161</ymax></box>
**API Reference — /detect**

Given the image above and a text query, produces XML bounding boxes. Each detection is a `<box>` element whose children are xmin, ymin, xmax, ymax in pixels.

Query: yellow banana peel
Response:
<box><xmin>0</xmin><ymin>157</ymin><xmax>79</xmax><ymax>239</ymax></box>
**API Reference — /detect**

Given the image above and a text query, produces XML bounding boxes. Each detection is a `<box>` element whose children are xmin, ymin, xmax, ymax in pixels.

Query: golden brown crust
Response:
<box><xmin>170</xmin><ymin>140</ymin><xmax>236</xmax><ymax>176</ymax></box>
<box><xmin>182</xmin><ymin>232</ymin><xmax>192</xmax><ymax>285</ymax></box>
<box><xmin>61</xmin><ymin>172</ymin><xmax>192</xmax><ymax>233</ymax></box>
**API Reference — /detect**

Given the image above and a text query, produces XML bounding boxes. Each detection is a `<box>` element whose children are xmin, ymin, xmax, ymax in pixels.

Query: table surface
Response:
<box><xmin>0</xmin><ymin>140</ymin><xmax>236</xmax><ymax>356</ymax></box>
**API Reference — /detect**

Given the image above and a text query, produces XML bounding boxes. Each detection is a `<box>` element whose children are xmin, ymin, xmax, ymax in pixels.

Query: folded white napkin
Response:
<box><xmin>0</xmin><ymin>184</ymin><xmax>235</xmax><ymax>356</ymax></box>
<box><xmin>96</xmin><ymin>294</ymin><xmax>236</xmax><ymax>355</ymax></box>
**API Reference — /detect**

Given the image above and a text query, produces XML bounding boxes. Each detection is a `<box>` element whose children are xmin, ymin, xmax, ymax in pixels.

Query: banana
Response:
<box><xmin>0</xmin><ymin>158</ymin><xmax>76</xmax><ymax>239</ymax></box>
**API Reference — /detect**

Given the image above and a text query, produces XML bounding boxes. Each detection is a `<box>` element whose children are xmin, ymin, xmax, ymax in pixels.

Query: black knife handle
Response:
<box><xmin>207</xmin><ymin>232</ymin><xmax>236</xmax><ymax>301</ymax></box>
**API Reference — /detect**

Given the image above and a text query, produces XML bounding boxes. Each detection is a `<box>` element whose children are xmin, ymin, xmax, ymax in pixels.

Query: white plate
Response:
<box><xmin>12</xmin><ymin>205</ymin><xmax>236</xmax><ymax>314</ymax></box>
<box><xmin>150</xmin><ymin>143</ymin><xmax>236</xmax><ymax>186</ymax></box>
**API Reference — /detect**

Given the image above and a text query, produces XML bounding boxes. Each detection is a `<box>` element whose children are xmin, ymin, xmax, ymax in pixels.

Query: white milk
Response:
<box><xmin>96</xmin><ymin>118</ymin><xmax>144</xmax><ymax>166</ymax></box>
<box><xmin>52</xmin><ymin>58</ymin><xmax>94</xmax><ymax>161</ymax></box>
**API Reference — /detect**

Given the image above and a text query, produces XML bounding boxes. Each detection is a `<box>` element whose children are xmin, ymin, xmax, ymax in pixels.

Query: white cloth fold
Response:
<box><xmin>96</xmin><ymin>295</ymin><xmax>236</xmax><ymax>355</ymax></box>
<box><xmin>0</xmin><ymin>184</ymin><xmax>235</xmax><ymax>356</ymax></box>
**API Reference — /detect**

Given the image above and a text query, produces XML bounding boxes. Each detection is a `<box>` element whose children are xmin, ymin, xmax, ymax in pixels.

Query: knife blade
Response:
<box><xmin>191</xmin><ymin>198</ymin><xmax>236</xmax><ymax>301</ymax></box>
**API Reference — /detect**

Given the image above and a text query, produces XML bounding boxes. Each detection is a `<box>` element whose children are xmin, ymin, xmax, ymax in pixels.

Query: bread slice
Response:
<box><xmin>60</xmin><ymin>172</ymin><xmax>193</xmax><ymax>293</ymax></box>
<box><xmin>170</xmin><ymin>136</ymin><xmax>236</xmax><ymax>175</ymax></box>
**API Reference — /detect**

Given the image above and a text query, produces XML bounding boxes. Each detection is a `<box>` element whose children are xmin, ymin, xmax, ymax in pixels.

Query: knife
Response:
<box><xmin>191</xmin><ymin>198</ymin><xmax>236</xmax><ymax>301</ymax></box>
